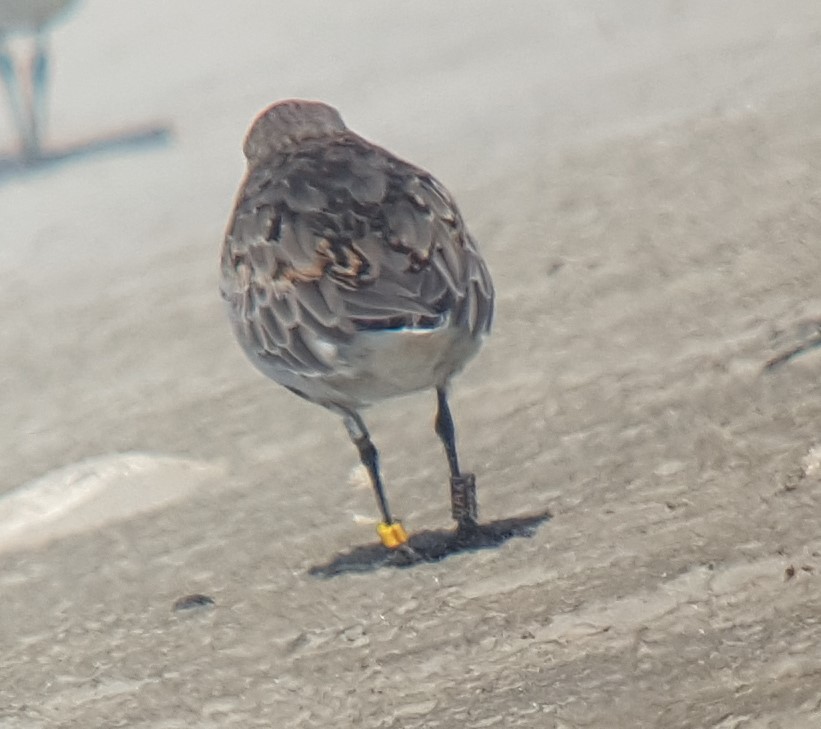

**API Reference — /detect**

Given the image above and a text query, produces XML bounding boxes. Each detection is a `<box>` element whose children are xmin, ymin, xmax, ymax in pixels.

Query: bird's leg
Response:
<box><xmin>0</xmin><ymin>39</ymin><xmax>37</xmax><ymax>161</ymax></box>
<box><xmin>342</xmin><ymin>410</ymin><xmax>410</xmax><ymax>550</ymax></box>
<box><xmin>26</xmin><ymin>31</ymin><xmax>50</xmax><ymax>161</ymax></box>
<box><xmin>434</xmin><ymin>386</ymin><xmax>478</xmax><ymax>533</ymax></box>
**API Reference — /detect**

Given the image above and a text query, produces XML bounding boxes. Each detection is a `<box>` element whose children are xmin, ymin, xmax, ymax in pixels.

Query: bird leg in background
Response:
<box><xmin>435</xmin><ymin>386</ymin><xmax>478</xmax><ymax>531</ymax></box>
<box><xmin>27</xmin><ymin>31</ymin><xmax>50</xmax><ymax>159</ymax></box>
<box><xmin>0</xmin><ymin>41</ymin><xmax>35</xmax><ymax>158</ymax></box>
<box><xmin>0</xmin><ymin>33</ymin><xmax>48</xmax><ymax>161</ymax></box>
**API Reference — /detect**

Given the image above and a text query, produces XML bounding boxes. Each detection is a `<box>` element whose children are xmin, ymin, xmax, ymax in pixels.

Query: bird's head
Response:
<box><xmin>243</xmin><ymin>99</ymin><xmax>347</xmax><ymax>164</ymax></box>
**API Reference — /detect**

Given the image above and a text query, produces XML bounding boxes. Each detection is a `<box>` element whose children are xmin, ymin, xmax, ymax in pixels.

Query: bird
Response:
<box><xmin>0</xmin><ymin>0</ymin><xmax>78</xmax><ymax>161</ymax></box>
<box><xmin>220</xmin><ymin>99</ymin><xmax>494</xmax><ymax>554</ymax></box>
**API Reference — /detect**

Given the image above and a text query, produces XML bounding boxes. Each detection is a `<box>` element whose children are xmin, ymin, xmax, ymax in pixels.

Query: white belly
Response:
<box><xmin>239</xmin><ymin>320</ymin><xmax>484</xmax><ymax>411</ymax></box>
<box><xmin>331</xmin><ymin>325</ymin><xmax>483</xmax><ymax>404</ymax></box>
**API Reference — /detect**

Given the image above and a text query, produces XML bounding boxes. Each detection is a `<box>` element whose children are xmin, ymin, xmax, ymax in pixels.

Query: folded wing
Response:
<box><xmin>221</xmin><ymin>134</ymin><xmax>494</xmax><ymax>378</ymax></box>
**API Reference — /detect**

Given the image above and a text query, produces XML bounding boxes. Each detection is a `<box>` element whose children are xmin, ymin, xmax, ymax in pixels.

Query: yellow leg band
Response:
<box><xmin>377</xmin><ymin>521</ymin><xmax>409</xmax><ymax>549</ymax></box>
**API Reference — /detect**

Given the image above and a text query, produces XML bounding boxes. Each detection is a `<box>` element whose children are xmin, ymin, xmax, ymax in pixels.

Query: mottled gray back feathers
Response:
<box><xmin>221</xmin><ymin>100</ymin><xmax>494</xmax><ymax>385</ymax></box>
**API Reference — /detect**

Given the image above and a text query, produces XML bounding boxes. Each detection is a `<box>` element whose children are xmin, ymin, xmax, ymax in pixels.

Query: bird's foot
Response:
<box><xmin>377</xmin><ymin>521</ymin><xmax>422</xmax><ymax>564</ymax></box>
<box><xmin>455</xmin><ymin>515</ymin><xmax>480</xmax><ymax>540</ymax></box>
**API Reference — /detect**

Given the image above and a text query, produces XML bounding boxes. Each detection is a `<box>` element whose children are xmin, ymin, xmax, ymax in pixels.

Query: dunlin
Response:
<box><xmin>220</xmin><ymin>100</ymin><xmax>494</xmax><ymax>552</ymax></box>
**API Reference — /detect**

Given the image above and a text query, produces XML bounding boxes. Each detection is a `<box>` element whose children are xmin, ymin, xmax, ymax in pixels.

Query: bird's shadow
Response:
<box><xmin>308</xmin><ymin>509</ymin><xmax>551</xmax><ymax>578</ymax></box>
<box><xmin>0</xmin><ymin>122</ymin><xmax>172</xmax><ymax>184</ymax></box>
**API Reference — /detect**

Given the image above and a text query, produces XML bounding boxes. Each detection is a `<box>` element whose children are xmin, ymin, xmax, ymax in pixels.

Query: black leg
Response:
<box><xmin>435</xmin><ymin>386</ymin><xmax>460</xmax><ymax>477</ymax></box>
<box><xmin>342</xmin><ymin>410</ymin><xmax>414</xmax><ymax>553</ymax></box>
<box><xmin>434</xmin><ymin>387</ymin><xmax>478</xmax><ymax>531</ymax></box>
<box><xmin>342</xmin><ymin>410</ymin><xmax>393</xmax><ymax>524</ymax></box>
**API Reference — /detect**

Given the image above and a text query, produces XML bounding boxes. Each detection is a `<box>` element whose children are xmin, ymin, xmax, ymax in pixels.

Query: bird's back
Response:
<box><xmin>221</xmin><ymin>125</ymin><xmax>493</xmax><ymax>409</ymax></box>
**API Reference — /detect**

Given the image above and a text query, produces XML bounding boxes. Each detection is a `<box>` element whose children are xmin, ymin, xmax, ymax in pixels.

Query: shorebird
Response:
<box><xmin>0</xmin><ymin>0</ymin><xmax>78</xmax><ymax>160</ymax></box>
<box><xmin>221</xmin><ymin>100</ymin><xmax>494</xmax><ymax>553</ymax></box>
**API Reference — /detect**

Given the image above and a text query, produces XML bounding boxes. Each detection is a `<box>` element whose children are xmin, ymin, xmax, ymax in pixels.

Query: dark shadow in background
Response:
<box><xmin>0</xmin><ymin>123</ymin><xmax>172</xmax><ymax>184</ymax></box>
<box><xmin>309</xmin><ymin>509</ymin><xmax>552</xmax><ymax>578</ymax></box>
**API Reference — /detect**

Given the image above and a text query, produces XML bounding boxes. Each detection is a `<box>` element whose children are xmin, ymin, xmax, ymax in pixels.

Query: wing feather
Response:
<box><xmin>221</xmin><ymin>133</ymin><xmax>494</xmax><ymax>378</ymax></box>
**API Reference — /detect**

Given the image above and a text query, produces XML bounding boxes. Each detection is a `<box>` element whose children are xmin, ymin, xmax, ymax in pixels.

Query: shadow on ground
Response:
<box><xmin>309</xmin><ymin>509</ymin><xmax>552</xmax><ymax>578</ymax></box>
<box><xmin>0</xmin><ymin>123</ymin><xmax>172</xmax><ymax>184</ymax></box>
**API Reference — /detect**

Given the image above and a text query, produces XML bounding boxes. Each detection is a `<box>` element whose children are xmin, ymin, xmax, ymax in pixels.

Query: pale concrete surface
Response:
<box><xmin>2</xmin><ymin>1</ymin><xmax>821</xmax><ymax>727</ymax></box>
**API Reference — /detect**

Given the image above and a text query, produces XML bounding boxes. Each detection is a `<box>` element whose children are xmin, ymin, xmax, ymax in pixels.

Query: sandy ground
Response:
<box><xmin>2</xmin><ymin>1</ymin><xmax>821</xmax><ymax>727</ymax></box>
